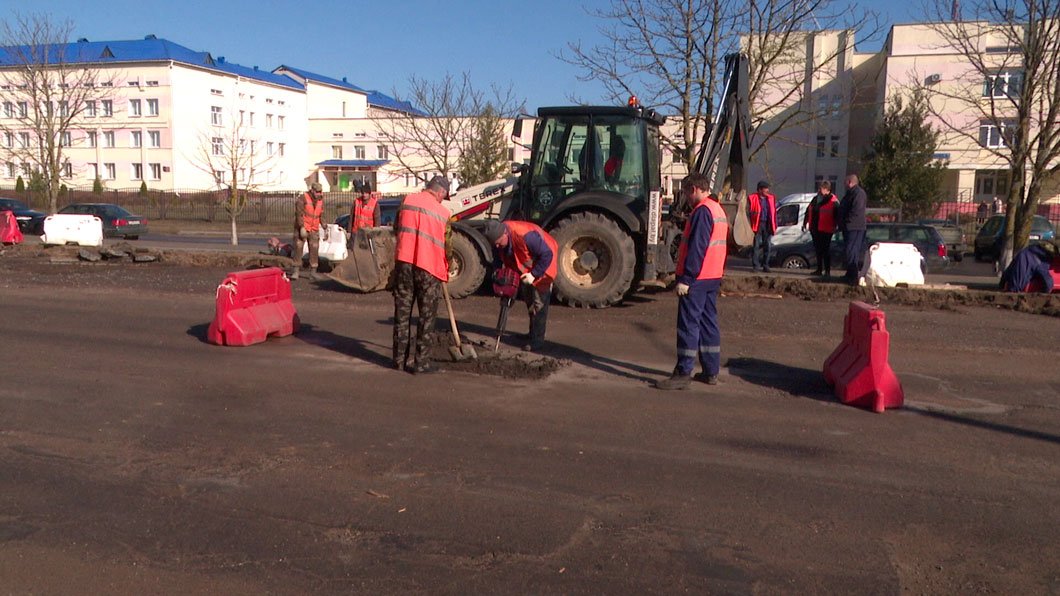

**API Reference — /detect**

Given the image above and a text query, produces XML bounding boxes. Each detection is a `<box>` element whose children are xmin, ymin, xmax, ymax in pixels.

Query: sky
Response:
<box><xmin>6</xmin><ymin>0</ymin><xmax>919</xmax><ymax>113</ymax></box>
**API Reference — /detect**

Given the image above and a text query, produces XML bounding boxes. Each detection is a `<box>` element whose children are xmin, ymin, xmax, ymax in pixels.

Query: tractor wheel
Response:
<box><xmin>446</xmin><ymin>231</ymin><xmax>486</xmax><ymax>298</ymax></box>
<box><xmin>550</xmin><ymin>212</ymin><xmax>636</xmax><ymax>308</ymax></box>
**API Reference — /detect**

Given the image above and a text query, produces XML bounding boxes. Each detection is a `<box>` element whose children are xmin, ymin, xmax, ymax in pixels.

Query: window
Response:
<box><xmin>103</xmin><ymin>131</ymin><xmax>115</xmax><ymax>147</ymax></box>
<box><xmin>267</xmin><ymin>141</ymin><xmax>274</xmax><ymax>155</ymax></box>
<box><xmin>148</xmin><ymin>130</ymin><xmax>160</xmax><ymax>148</ymax></box>
<box><xmin>266</xmin><ymin>113</ymin><xmax>273</xmax><ymax>128</ymax></box>
<box><xmin>147</xmin><ymin>98</ymin><xmax>158</xmax><ymax>116</ymax></box>
<box><xmin>18</xmin><ymin>102</ymin><xmax>27</xmax><ymax>118</ymax></box>
<box><xmin>210</xmin><ymin>88</ymin><xmax>222</xmax><ymax>95</ymax></box>
<box><xmin>62</xmin><ymin>162</ymin><xmax>72</xmax><ymax>178</ymax></box>
<box><xmin>21</xmin><ymin>162</ymin><xmax>32</xmax><ymax>176</ymax></box>
<box><xmin>88</xmin><ymin>163</ymin><xmax>98</xmax><ymax>179</ymax></box>
<box><xmin>102</xmin><ymin>100</ymin><xmax>113</xmax><ymax>117</ymax></box>
<box><xmin>354</xmin><ymin>145</ymin><xmax>365</xmax><ymax>159</ymax></box>
<box><xmin>61</xmin><ymin>131</ymin><xmax>71</xmax><ymax>146</ymax></box>
<box><xmin>59</xmin><ymin>101</ymin><xmax>69</xmax><ymax>117</ymax></box>
<box><xmin>816</xmin><ymin>136</ymin><xmax>826</xmax><ymax>158</ymax></box>
<box><xmin>87</xmin><ymin>131</ymin><xmax>97</xmax><ymax>147</ymax></box>
<box><xmin>983</xmin><ymin>70</ymin><xmax>1023</xmax><ymax>98</ymax></box>
<box><xmin>149</xmin><ymin>163</ymin><xmax>161</xmax><ymax>180</ymax></box>
<box><xmin>830</xmin><ymin>135</ymin><xmax>840</xmax><ymax>158</ymax></box>
<box><xmin>266</xmin><ymin>98</ymin><xmax>273</xmax><ymax>104</ymax></box>
<box><xmin>146</xmin><ymin>80</ymin><xmax>159</xmax><ymax>87</ymax></box>
<box><xmin>3</xmin><ymin>132</ymin><xmax>12</xmax><ymax>147</ymax></box>
<box><xmin>85</xmin><ymin>100</ymin><xmax>96</xmax><ymax>117</ymax></box>
<box><xmin>3</xmin><ymin>102</ymin><xmax>13</xmax><ymax>118</ymax></box>
<box><xmin>131</xmin><ymin>131</ymin><xmax>142</xmax><ymax>147</ymax></box>
<box><xmin>239</xmin><ymin>110</ymin><xmax>244</xmax><ymax>125</ymax></box>
<box><xmin>104</xmin><ymin>163</ymin><xmax>115</xmax><ymax>179</ymax></box>
<box><xmin>776</xmin><ymin>204</ymin><xmax>801</xmax><ymax>227</ymax></box>
<box><xmin>128</xmin><ymin>79</ymin><xmax>139</xmax><ymax>87</ymax></box>
<box><xmin>277</xmin><ymin>115</ymin><xmax>284</xmax><ymax>130</ymax></box>
<box><xmin>213</xmin><ymin>170</ymin><xmax>224</xmax><ymax>184</ymax></box>
<box><xmin>249</xmin><ymin>112</ymin><xmax>255</xmax><ymax>126</ymax></box>
<box><xmin>332</xmin><ymin>145</ymin><xmax>343</xmax><ymax>159</ymax></box>
<box><xmin>130</xmin><ymin>99</ymin><xmax>141</xmax><ymax>117</ymax></box>
<box><xmin>131</xmin><ymin>163</ymin><xmax>143</xmax><ymax>180</ymax></box>
<box><xmin>8</xmin><ymin>162</ymin><xmax>19</xmax><ymax>178</ymax></box>
<box><xmin>18</xmin><ymin>132</ymin><xmax>29</xmax><ymax>148</ymax></box>
<box><xmin>377</xmin><ymin>145</ymin><xmax>388</xmax><ymax>159</ymax></box>
<box><xmin>278</xmin><ymin>142</ymin><xmax>285</xmax><ymax>157</ymax></box>
<box><xmin>211</xmin><ymin>106</ymin><xmax>222</xmax><ymax>126</ymax></box>
<box><xmin>212</xmin><ymin>137</ymin><xmax>223</xmax><ymax>155</ymax></box>
<box><xmin>979</xmin><ymin>120</ymin><xmax>1015</xmax><ymax>148</ymax></box>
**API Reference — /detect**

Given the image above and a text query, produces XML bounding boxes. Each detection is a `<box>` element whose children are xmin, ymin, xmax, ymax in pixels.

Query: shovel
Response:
<box><xmin>494</xmin><ymin>296</ymin><xmax>514</xmax><ymax>352</ymax></box>
<box><xmin>442</xmin><ymin>282</ymin><xmax>477</xmax><ymax>361</ymax></box>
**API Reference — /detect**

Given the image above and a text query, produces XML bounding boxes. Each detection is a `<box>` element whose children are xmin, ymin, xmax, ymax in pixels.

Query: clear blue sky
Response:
<box><xmin>6</xmin><ymin>0</ymin><xmax>914</xmax><ymax>112</ymax></box>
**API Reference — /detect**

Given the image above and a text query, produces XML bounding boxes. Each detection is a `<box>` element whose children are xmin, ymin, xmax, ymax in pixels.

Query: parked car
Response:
<box><xmin>0</xmin><ymin>197</ymin><xmax>46</xmax><ymax>233</ymax></box>
<box><xmin>918</xmin><ymin>218</ymin><xmax>968</xmax><ymax>262</ymax></box>
<box><xmin>32</xmin><ymin>203</ymin><xmax>149</xmax><ymax>239</ymax></box>
<box><xmin>770</xmin><ymin>222</ymin><xmax>949</xmax><ymax>273</ymax></box>
<box><xmin>973</xmin><ymin>214</ymin><xmax>1056</xmax><ymax>262</ymax></box>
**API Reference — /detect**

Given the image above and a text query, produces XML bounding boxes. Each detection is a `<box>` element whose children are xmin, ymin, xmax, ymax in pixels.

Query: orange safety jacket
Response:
<box><xmin>748</xmin><ymin>192</ymin><xmax>776</xmax><ymax>234</ymax></box>
<box><xmin>352</xmin><ymin>192</ymin><xmax>379</xmax><ymax>231</ymax></box>
<box><xmin>302</xmin><ymin>193</ymin><xmax>323</xmax><ymax>232</ymax></box>
<box><xmin>395</xmin><ymin>191</ymin><xmax>449</xmax><ymax>282</ymax></box>
<box><xmin>500</xmin><ymin>221</ymin><xmax>558</xmax><ymax>292</ymax></box>
<box><xmin>806</xmin><ymin>194</ymin><xmax>838</xmax><ymax>234</ymax></box>
<box><xmin>676</xmin><ymin>199</ymin><xmax>728</xmax><ymax>280</ymax></box>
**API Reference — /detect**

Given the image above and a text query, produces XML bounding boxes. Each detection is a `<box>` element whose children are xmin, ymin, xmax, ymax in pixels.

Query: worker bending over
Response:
<box><xmin>483</xmin><ymin>220</ymin><xmax>558</xmax><ymax>352</ymax></box>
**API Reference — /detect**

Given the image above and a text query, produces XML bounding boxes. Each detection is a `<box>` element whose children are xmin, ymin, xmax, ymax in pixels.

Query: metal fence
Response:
<box><xmin>0</xmin><ymin>184</ymin><xmax>403</xmax><ymax>226</ymax></box>
<box><xmin>933</xmin><ymin>201</ymin><xmax>1060</xmax><ymax>227</ymax></box>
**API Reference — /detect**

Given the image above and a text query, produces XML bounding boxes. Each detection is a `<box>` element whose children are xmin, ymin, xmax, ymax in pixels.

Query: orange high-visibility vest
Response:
<box><xmin>352</xmin><ymin>192</ymin><xmax>379</xmax><ymax>231</ymax></box>
<box><xmin>808</xmin><ymin>194</ymin><xmax>838</xmax><ymax>234</ymax></box>
<box><xmin>748</xmin><ymin>192</ymin><xmax>776</xmax><ymax>234</ymax></box>
<box><xmin>500</xmin><ymin>221</ymin><xmax>558</xmax><ymax>291</ymax></box>
<box><xmin>302</xmin><ymin>193</ymin><xmax>323</xmax><ymax>232</ymax></box>
<box><xmin>395</xmin><ymin>191</ymin><xmax>449</xmax><ymax>281</ymax></box>
<box><xmin>676</xmin><ymin>199</ymin><xmax>728</xmax><ymax>280</ymax></box>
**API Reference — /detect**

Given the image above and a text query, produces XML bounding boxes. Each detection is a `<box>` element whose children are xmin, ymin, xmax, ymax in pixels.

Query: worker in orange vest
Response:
<box><xmin>392</xmin><ymin>175</ymin><xmax>451</xmax><ymax>374</ymax></box>
<box><xmin>802</xmin><ymin>180</ymin><xmax>839</xmax><ymax>277</ymax></box>
<box><xmin>747</xmin><ymin>180</ymin><xmax>776</xmax><ymax>272</ymax></box>
<box><xmin>348</xmin><ymin>183</ymin><xmax>381</xmax><ymax>235</ymax></box>
<box><xmin>656</xmin><ymin>172</ymin><xmax>728</xmax><ymax>390</ymax></box>
<box><xmin>293</xmin><ymin>181</ymin><xmax>325</xmax><ymax>279</ymax></box>
<box><xmin>482</xmin><ymin>220</ymin><xmax>558</xmax><ymax>352</ymax></box>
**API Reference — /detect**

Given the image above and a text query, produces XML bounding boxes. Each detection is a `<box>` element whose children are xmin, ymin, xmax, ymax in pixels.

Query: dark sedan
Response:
<box><xmin>34</xmin><ymin>203</ymin><xmax>149</xmax><ymax>239</ymax></box>
<box><xmin>974</xmin><ymin>215</ymin><xmax>1055</xmax><ymax>262</ymax></box>
<box><xmin>0</xmin><ymin>197</ymin><xmax>46</xmax><ymax>233</ymax></box>
<box><xmin>771</xmin><ymin>223</ymin><xmax>949</xmax><ymax>273</ymax></box>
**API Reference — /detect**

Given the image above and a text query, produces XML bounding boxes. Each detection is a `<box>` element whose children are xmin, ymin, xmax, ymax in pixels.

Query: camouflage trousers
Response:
<box><xmin>292</xmin><ymin>231</ymin><xmax>320</xmax><ymax>269</ymax></box>
<box><xmin>392</xmin><ymin>262</ymin><xmax>442</xmax><ymax>370</ymax></box>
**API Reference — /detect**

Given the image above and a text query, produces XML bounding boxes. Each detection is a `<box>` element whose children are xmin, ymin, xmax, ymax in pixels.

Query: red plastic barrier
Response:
<box><xmin>1</xmin><ymin>211</ymin><xmax>23</xmax><ymax>244</ymax></box>
<box><xmin>1025</xmin><ymin>257</ymin><xmax>1060</xmax><ymax>293</ymax></box>
<box><xmin>823</xmin><ymin>301</ymin><xmax>904</xmax><ymax>412</ymax></box>
<box><xmin>207</xmin><ymin>267</ymin><xmax>300</xmax><ymax>346</ymax></box>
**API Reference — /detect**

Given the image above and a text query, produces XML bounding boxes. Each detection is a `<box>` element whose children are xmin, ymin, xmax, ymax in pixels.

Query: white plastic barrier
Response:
<box><xmin>303</xmin><ymin>223</ymin><xmax>348</xmax><ymax>262</ymax></box>
<box><xmin>40</xmin><ymin>214</ymin><xmax>104</xmax><ymax>247</ymax></box>
<box><xmin>859</xmin><ymin>242</ymin><xmax>925</xmax><ymax>287</ymax></box>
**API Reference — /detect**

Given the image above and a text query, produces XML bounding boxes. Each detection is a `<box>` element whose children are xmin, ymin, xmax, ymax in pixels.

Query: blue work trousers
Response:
<box><xmin>843</xmin><ymin>229</ymin><xmax>866</xmax><ymax>280</ymax></box>
<box><xmin>676</xmin><ymin>281</ymin><xmax>721</xmax><ymax>376</ymax></box>
<box><xmin>751</xmin><ymin>230</ymin><xmax>772</xmax><ymax>270</ymax></box>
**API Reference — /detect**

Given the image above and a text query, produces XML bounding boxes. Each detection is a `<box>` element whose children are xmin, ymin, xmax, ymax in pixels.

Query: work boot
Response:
<box><xmin>522</xmin><ymin>340</ymin><xmax>545</xmax><ymax>352</ymax></box>
<box><xmin>413</xmin><ymin>362</ymin><xmax>439</xmax><ymax>375</ymax></box>
<box><xmin>287</xmin><ymin>267</ymin><xmax>299</xmax><ymax>280</ymax></box>
<box><xmin>654</xmin><ymin>372</ymin><xmax>692</xmax><ymax>390</ymax></box>
<box><xmin>693</xmin><ymin>372</ymin><xmax>719</xmax><ymax>385</ymax></box>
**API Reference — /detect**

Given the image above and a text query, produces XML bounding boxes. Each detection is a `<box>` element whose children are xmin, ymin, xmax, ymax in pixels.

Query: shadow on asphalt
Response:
<box><xmin>294</xmin><ymin>323</ymin><xmax>394</xmax><ymax>369</ymax></box>
<box><xmin>725</xmin><ymin>357</ymin><xmax>836</xmax><ymax>403</ymax></box>
<box><xmin>904</xmin><ymin>406</ymin><xmax>1060</xmax><ymax>446</ymax></box>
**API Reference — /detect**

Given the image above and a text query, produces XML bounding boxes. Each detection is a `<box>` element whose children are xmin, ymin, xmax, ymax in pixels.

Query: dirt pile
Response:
<box><xmin>427</xmin><ymin>332</ymin><xmax>569</xmax><ymax>379</ymax></box>
<box><xmin>721</xmin><ymin>275</ymin><xmax>1060</xmax><ymax>318</ymax></box>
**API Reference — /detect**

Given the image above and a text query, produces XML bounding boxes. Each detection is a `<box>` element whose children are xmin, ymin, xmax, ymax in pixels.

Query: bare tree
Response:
<box><xmin>0</xmin><ymin>12</ymin><xmax>117</xmax><ymax>213</ymax></box>
<box><xmin>556</xmin><ymin>0</ymin><xmax>878</xmax><ymax>167</ymax></box>
<box><xmin>190</xmin><ymin>110</ymin><xmax>276</xmax><ymax>245</ymax></box>
<box><xmin>918</xmin><ymin>0</ymin><xmax>1060</xmax><ymax>266</ymax></box>
<box><xmin>376</xmin><ymin>73</ymin><xmax>522</xmax><ymax>188</ymax></box>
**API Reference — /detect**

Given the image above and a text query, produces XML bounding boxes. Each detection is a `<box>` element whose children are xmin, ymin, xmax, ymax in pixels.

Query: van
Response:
<box><xmin>771</xmin><ymin>193</ymin><xmax>816</xmax><ymax>248</ymax></box>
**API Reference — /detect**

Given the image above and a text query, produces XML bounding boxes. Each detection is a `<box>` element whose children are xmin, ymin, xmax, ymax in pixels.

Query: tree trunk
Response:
<box><xmin>231</xmin><ymin>215</ymin><xmax>238</xmax><ymax>246</ymax></box>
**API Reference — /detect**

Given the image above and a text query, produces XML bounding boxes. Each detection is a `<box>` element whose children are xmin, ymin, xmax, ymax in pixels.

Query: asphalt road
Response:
<box><xmin>1</xmin><ymin>259</ymin><xmax>1058</xmax><ymax>594</ymax></box>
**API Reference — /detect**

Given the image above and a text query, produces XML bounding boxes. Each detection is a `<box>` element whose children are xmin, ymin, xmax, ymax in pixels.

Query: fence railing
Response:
<box><xmin>0</xmin><ymin>185</ymin><xmax>403</xmax><ymax>226</ymax></box>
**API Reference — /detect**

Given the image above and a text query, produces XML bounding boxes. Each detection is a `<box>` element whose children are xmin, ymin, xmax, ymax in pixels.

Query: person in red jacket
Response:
<box><xmin>483</xmin><ymin>220</ymin><xmax>557</xmax><ymax>352</ymax></box>
<box><xmin>656</xmin><ymin>172</ymin><xmax>728</xmax><ymax>390</ymax></box>
<box><xmin>392</xmin><ymin>175</ymin><xmax>451</xmax><ymax>374</ymax></box>
<box><xmin>747</xmin><ymin>180</ymin><xmax>776</xmax><ymax>272</ymax></box>
<box><xmin>802</xmin><ymin>180</ymin><xmax>839</xmax><ymax>277</ymax></box>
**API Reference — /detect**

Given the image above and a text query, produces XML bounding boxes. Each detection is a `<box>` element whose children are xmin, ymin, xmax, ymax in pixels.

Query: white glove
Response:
<box><xmin>521</xmin><ymin>272</ymin><xmax>536</xmax><ymax>285</ymax></box>
<box><xmin>676</xmin><ymin>283</ymin><xmax>690</xmax><ymax>296</ymax></box>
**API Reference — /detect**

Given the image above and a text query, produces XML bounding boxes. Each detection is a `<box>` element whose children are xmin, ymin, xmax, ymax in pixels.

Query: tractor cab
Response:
<box><xmin>518</xmin><ymin>106</ymin><xmax>665</xmax><ymax>226</ymax></box>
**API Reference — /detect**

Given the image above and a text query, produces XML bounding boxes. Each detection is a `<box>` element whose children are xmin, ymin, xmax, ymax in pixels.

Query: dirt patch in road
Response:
<box><xmin>722</xmin><ymin>275</ymin><xmax>1060</xmax><ymax>318</ymax></box>
<box><xmin>0</xmin><ymin>242</ymin><xmax>291</xmax><ymax>270</ymax></box>
<box><xmin>427</xmin><ymin>333</ymin><xmax>569</xmax><ymax>380</ymax></box>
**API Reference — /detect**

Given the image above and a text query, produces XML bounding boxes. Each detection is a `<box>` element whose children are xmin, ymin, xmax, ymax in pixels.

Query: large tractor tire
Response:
<box><xmin>550</xmin><ymin>212</ymin><xmax>636</xmax><ymax>308</ymax></box>
<box><xmin>446</xmin><ymin>231</ymin><xmax>486</xmax><ymax>298</ymax></box>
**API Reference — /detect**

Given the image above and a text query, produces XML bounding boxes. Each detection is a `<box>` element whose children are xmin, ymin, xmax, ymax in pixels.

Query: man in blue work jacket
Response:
<box><xmin>656</xmin><ymin>172</ymin><xmax>729</xmax><ymax>390</ymax></box>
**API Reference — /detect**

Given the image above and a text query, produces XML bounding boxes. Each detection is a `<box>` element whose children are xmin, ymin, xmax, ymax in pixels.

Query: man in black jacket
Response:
<box><xmin>838</xmin><ymin>174</ymin><xmax>867</xmax><ymax>284</ymax></box>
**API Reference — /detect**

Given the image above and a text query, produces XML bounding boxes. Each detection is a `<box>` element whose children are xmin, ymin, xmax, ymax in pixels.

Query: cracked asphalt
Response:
<box><xmin>1</xmin><ymin>258</ymin><xmax>1059</xmax><ymax>595</ymax></box>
